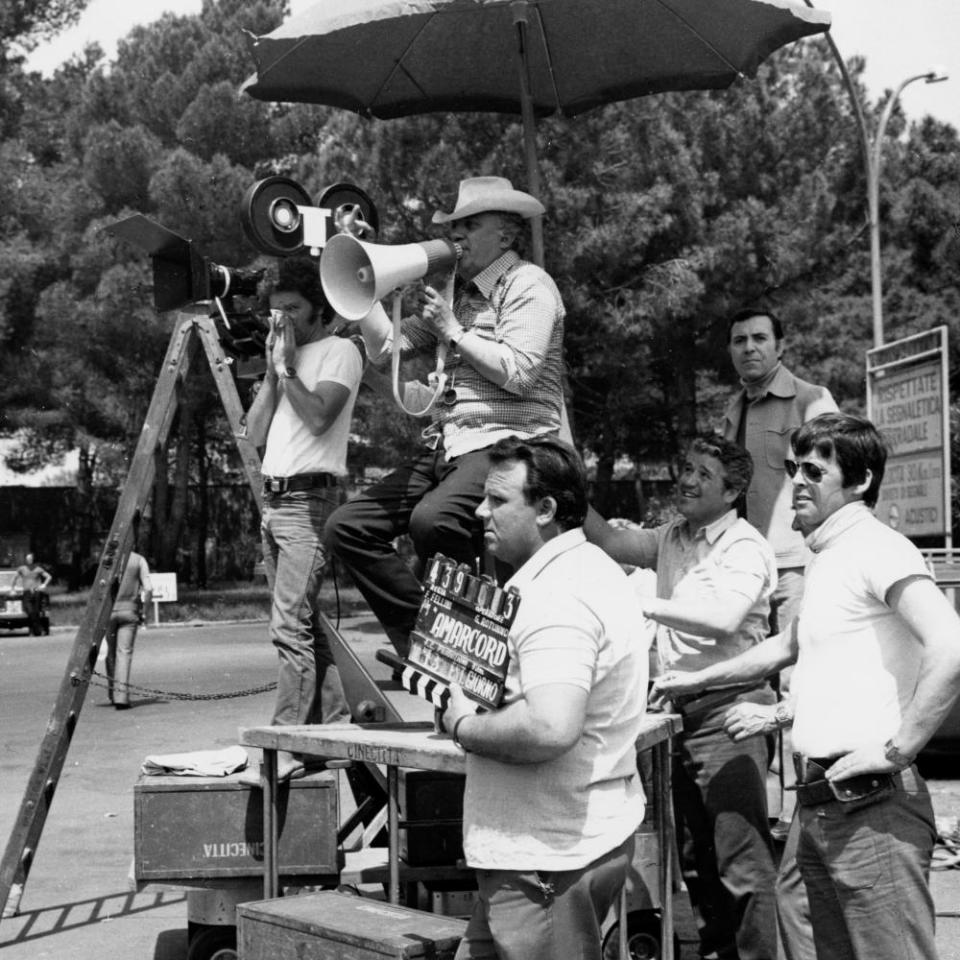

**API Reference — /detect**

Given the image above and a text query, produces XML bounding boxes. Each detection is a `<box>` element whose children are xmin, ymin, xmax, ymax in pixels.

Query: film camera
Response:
<box><xmin>105</xmin><ymin>177</ymin><xmax>379</xmax><ymax>360</ymax></box>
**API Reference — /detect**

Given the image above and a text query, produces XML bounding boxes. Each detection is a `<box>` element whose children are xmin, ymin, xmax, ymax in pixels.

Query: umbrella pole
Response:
<box><xmin>512</xmin><ymin>2</ymin><xmax>544</xmax><ymax>268</ymax></box>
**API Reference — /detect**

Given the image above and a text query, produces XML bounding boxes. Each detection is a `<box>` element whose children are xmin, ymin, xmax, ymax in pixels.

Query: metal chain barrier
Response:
<box><xmin>84</xmin><ymin>669</ymin><xmax>277</xmax><ymax>702</ymax></box>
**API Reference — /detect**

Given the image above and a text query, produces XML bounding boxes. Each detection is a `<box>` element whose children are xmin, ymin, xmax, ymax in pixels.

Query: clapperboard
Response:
<box><xmin>399</xmin><ymin>554</ymin><xmax>520</xmax><ymax>711</ymax></box>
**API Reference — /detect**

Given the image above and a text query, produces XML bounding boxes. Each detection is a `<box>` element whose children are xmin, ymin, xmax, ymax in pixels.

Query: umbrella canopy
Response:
<box><xmin>243</xmin><ymin>0</ymin><xmax>830</xmax><ymax>263</ymax></box>
<box><xmin>244</xmin><ymin>0</ymin><xmax>829</xmax><ymax>119</ymax></box>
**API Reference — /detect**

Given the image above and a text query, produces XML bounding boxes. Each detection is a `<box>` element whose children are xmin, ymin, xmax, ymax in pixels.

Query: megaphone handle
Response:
<box><xmin>390</xmin><ymin>291</ymin><xmax>447</xmax><ymax>417</ymax></box>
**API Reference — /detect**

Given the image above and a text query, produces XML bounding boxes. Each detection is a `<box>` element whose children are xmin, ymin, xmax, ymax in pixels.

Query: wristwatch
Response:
<box><xmin>448</xmin><ymin>328</ymin><xmax>467</xmax><ymax>350</ymax></box>
<box><xmin>773</xmin><ymin>700</ymin><xmax>793</xmax><ymax>730</ymax></box>
<box><xmin>280</xmin><ymin>366</ymin><xmax>297</xmax><ymax>379</ymax></box>
<box><xmin>883</xmin><ymin>738</ymin><xmax>914</xmax><ymax>770</ymax></box>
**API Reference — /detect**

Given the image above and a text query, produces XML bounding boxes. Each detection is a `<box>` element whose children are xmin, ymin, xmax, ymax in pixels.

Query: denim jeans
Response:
<box><xmin>261</xmin><ymin>490</ymin><xmax>349</xmax><ymax>727</ymax></box>
<box><xmin>674</xmin><ymin>688</ymin><xmax>779</xmax><ymax>960</ymax></box>
<box><xmin>325</xmin><ymin>447</ymin><xmax>494</xmax><ymax>656</ymax></box>
<box><xmin>106</xmin><ymin>601</ymin><xmax>140</xmax><ymax>706</ymax></box>
<box><xmin>455</xmin><ymin>834</ymin><xmax>634</xmax><ymax>960</ymax></box>
<box><xmin>796</xmin><ymin>764</ymin><xmax>938</xmax><ymax>960</ymax></box>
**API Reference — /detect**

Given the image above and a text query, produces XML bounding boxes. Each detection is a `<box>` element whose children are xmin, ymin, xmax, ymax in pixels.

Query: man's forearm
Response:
<box><xmin>642</xmin><ymin>595</ymin><xmax>755</xmax><ymax>641</ymax></box>
<box><xmin>890</xmin><ymin>647</ymin><xmax>960</xmax><ymax>759</ymax></box>
<box><xmin>451</xmin><ymin>701</ymin><xmax>575</xmax><ymax>764</ymax></box>
<box><xmin>245</xmin><ymin>375</ymin><xmax>278</xmax><ymax>447</ymax></box>
<box><xmin>657</xmin><ymin>629</ymin><xmax>796</xmax><ymax>695</ymax></box>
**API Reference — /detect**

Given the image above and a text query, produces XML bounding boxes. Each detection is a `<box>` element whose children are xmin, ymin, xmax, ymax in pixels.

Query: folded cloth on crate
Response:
<box><xmin>141</xmin><ymin>744</ymin><xmax>249</xmax><ymax>777</ymax></box>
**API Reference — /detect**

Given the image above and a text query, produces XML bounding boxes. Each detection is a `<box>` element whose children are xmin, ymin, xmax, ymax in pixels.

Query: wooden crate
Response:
<box><xmin>238</xmin><ymin>891</ymin><xmax>467</xmax><ymax>959</ymax></box>
<box><xmin>134</xmin><ymin>772</ymin><xmax>340</xmax><ymax>881</ymax></box>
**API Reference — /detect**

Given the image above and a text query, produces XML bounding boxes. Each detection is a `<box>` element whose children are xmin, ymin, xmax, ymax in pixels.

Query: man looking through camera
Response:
<box><xmin>240</xmin><ymin>256</ymin><xmax>363</xmax><ymax>784</ymax></box>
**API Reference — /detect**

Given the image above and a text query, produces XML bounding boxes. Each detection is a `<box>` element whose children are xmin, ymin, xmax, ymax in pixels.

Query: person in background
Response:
<box><xmin>721</xmin><ymin>307</ymin><xmax>839</xmax><ymax>959</ymax></box>
<box><xmin>12</xmin><ymin>552</ymin><xmax>52</xmax><ymax>636</ymax></box>
<box><xmin>106</xmin><ymin>544</ymin><xmax>152</xmax><ymax>710</ymax></box>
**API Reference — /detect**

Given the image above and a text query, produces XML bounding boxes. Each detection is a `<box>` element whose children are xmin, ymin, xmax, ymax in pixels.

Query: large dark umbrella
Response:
<box><xmin>243</xmin><ymin>0</ymin><xmax>830</xmax><ymax>263</ymax></box>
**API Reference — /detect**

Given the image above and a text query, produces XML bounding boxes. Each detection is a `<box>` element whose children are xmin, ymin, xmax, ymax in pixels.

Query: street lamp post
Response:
<box><xmin>865</xmin><ymin>70</ymin><xmax>948</xmax><ymax>347</ymax></box>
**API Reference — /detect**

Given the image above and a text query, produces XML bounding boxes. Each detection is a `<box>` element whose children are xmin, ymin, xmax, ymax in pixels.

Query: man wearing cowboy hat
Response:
<box><xmin>326</xmin><ymin>176</ymin><xmax>566</xmax><ymax>656</ymax></box>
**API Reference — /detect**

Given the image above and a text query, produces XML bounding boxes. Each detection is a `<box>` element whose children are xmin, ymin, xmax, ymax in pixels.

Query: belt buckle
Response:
<box><xmin>264</xmin><ymin>476</ymin><xmax>288</xmax><ymax>494</ymax></box>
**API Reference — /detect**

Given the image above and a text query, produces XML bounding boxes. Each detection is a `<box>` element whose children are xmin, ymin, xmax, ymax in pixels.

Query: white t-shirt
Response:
<box><xmin>462</xmin><ymin>529</ymin><xmax>649</xmax><ymax>871</ymax></box>
<box><xmin>791</xmin><ymin>501</ymin><xmax>933</xmax><ymax>757</ymax></box>
<box><xmin>261</xmin><ymin>335</ymin><xmax>362</xmax><ymax>478</ymax></box>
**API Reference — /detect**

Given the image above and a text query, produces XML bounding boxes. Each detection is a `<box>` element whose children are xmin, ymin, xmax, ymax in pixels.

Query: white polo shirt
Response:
<box><xmin>462</xmin><ymin>529</ymin><xmax>649</xmax><ymax>871</ymax></box>
<box><xmin>791</xmin><ymin>502</ymin><xmax>933</xmax><ymax>758</ymax></box>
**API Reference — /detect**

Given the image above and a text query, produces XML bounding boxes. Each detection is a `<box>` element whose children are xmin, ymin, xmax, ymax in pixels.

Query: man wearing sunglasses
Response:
<box><xmin>586</xmin><ymin>434</ymin><xmax>780</xmax><ymax>960</ymax></box>
<box><xmin>655</xmin><ymin>413</ymin><xmax>960</xmax><ymax>960</ymax></box>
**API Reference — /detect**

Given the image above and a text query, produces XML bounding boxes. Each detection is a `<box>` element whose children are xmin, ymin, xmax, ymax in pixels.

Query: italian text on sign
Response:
<box><xmin>867</xmin><ymin>326</ymin><xmax>950</xmax><ymax>540</ymax></box>
<box><xmin>872</xmin><ymin>363</ymin><xmax>942</xmax><ymax>456</ymax></box>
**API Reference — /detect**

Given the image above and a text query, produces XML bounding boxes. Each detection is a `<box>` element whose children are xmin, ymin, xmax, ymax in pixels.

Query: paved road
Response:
<box><xmin>0</xmin><ymin>620</ymin><xmax>958</xmax><ymax>959</ymax></box>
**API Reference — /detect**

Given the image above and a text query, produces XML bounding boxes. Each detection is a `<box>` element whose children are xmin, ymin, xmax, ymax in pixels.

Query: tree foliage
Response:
<box><xmin>1</xmin><ymin>0</ymin><xmax>958</xmax><ymax>580</ymax></box>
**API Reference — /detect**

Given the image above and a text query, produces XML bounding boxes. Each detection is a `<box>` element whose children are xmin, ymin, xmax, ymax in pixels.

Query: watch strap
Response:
<box><xmin>883</xmin><ymin>738</ymin><xmax>914</xmax><ymax>770</ymax></box>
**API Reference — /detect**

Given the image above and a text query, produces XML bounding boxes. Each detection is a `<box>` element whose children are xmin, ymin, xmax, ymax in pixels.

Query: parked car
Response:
<box><xmin>0</xmin><ymin>569</ymin><xmax>50</xmax><ymax>635</ymax></box>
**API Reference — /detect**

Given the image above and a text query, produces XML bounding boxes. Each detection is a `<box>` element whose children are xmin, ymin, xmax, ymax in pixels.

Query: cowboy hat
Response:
<box><xmin>432</xmin><ymin>176</ymin><xmax>545</xmax><ymax>224</ymax></box>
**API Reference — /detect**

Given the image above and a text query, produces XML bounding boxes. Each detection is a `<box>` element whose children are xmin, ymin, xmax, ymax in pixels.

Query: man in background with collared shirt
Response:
<box><xmin>326</xmin><ymin>176</ymin><xmax>566</xmax><ymax>657</ymax></box>
<box><xmin>722</xmin><ymin>308</ymin><xmax>837</xmax><ymax>636</ymax></box>
<box><xmin>655</xmin><ymin>413</ymin><xmax>960</xmax><ymax>960</ymax></box>
<box><xmin>721</xmin><ymin>307</ymin><xmax>838</xmax><ymax>902</ymax></box>
<box><xmin>586</xmin><ymin>434</ymin><xmax>779</xmax><ymax>960</ymax></box>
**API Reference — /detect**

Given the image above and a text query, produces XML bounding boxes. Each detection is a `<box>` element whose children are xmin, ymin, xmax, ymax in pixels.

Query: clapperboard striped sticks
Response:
<box><xmin>375</xmin><ymin>554</ymin><xmax>520</xmax><ymax>713</ymax></box>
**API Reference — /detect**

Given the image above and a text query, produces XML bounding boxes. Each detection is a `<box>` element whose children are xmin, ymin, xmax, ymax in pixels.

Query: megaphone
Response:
<box><xmin>321</xmin><ymin>233</ymin><xmax>462</xmax><ymax>320</ymax></box>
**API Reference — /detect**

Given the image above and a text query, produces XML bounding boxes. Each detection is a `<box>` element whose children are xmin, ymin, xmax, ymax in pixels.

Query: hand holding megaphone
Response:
<box><xmin>421</xmin><ymin>285</ymin><xmax>460</xmax><ymax>342</ymax></box>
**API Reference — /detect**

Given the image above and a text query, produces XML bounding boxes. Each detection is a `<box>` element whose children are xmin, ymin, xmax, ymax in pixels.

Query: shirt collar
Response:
<box><xmin>742</xmin><ymin>362</ymin><xmax>791</xmax><ymax>400</ymax></box>
<box><xmin>805</xmin><ymin>500</ymin><xmax>872</xmax><ymax>553</ymax></box>
<box><xmin>468</xmin><ymin>250</ymin><xmax>521</xmax><ymax>300</ymax></box>
<box><xmin>506</xmin><ymin>527</ymin><xmax>585</xmax><ymax>593</ymax></box>
<box><xmin>674</xmin><ymin>508</ymin><xmax>738</xmax><ymax>545</ymax></box>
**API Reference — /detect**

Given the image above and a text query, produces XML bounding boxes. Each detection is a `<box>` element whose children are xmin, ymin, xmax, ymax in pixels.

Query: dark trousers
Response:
<box><xmin>674</xmin><ymin>689</ymin><xmax>779</xmax><ymax>960</ymax></box>
<box><xmin>23</xmin><ymin>590</ymin><xmax>44</xmax><ymax>635</ymax></box>
<box><xmin>325</xmin><ymin>447</ymin><xmax>494</xmax><ymax>656</ymax></box>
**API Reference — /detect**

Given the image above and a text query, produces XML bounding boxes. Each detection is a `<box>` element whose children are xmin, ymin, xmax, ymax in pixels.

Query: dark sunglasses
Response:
<box><xmin>784</xmin><ymin>459</ymin><xmax>826</xmax><ymax>483</ymax></box>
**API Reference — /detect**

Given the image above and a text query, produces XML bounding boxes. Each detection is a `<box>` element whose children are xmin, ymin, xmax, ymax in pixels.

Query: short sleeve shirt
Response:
<box><xmin>461</xmin><ymin>530</ymin><xmax>649</xmax><ymax>871</ymax></box>
<box><xmin>646</xmin><ymin>511</ymin><xmax>777</xmax><ymax>675</ymax></box>
<box><xmin>262</xmin><ymin>335</ymin><xmax>362</xmax><ymax>477</ymax></box>
<box><xmin>791</xmin><ymin>502</ymin><xmax>933</xmax><ymax>757</ymax></box>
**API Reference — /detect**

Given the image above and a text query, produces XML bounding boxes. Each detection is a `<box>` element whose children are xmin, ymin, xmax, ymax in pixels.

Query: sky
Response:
<box><xmin>22</xmin><ymin>0</ymin><xmax>960</xmax><ymax>133</ymax></box>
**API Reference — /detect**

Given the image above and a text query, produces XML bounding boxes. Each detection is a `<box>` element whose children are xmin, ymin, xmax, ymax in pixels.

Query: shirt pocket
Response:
<box><xmin>763</xmin><ymin>426</ymin><xmax>794</xmax><ymax>471</ymax></box>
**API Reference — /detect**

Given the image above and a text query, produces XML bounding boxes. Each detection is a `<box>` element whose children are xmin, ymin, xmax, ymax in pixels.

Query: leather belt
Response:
<box><xmin>262</xmin><ymin>473</ymin><xmax>337</xmax><ymax>494</ymax></box>
<box><xmin>792</xmin><ymin>753</ymin><xmax>896</xmax><ymax>809</ymax></box>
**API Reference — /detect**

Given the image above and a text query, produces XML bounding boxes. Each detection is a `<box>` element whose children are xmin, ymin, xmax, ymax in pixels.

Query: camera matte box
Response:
<box><xmin>134</xmin><ymin>772</ymin><xmax>340</xmax><ymax>881</ymax></box>
<box><xmin>238</xmin><ymin>892</ymin><xmax>466</xmax><ymax>960</ymax></box>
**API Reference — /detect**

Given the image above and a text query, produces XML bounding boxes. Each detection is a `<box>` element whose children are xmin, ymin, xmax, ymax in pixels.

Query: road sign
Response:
<box><xmin>867</xmin><ymin>327</ymin><xmax>950</xmax><ymax>540</ymax></box>
<box><xmin>150</xmin><ymin>572</ymin><xmax>178</xmax><ymax>602</ymax></box>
